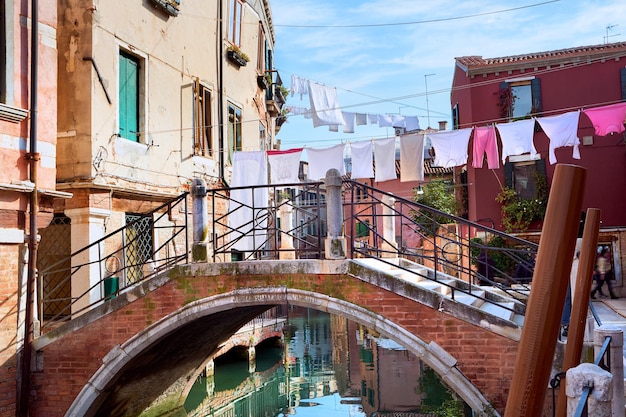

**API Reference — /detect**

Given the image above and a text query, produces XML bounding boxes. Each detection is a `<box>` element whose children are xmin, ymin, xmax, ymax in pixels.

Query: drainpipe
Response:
<box><xmin>217</xmin><ymin>0</ymin><xmax>227</xmax><ymax>187</ymax></box>
<box><xmin>19</xmin><ymin>0</ymin><xmax>38</xmax><ymax>415</ymax></box>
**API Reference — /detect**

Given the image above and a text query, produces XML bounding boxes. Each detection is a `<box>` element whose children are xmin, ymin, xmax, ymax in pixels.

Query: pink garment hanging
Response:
<box><xmin>536</xmin><ymin>111</ymin><xmax>580</xmax><ymax>165</ymax></box>
<box><xmin>583</xmin><ymin>102</ymin><xmax>626</xmax><ymax>136</ymax></box>
<box><xmin>267</xmin><ymin>148</ymin><xmax>303</xmax><ymax>184</ymax></box>
<box><xmin>472</xmin><ymin>126</ymin><xmax>499</xmax><ymax>169</ymax></box>
<box><xmin>426</xmin><ymin>128</ymin><xmax>472</xmax><ymax>168</ymax></box>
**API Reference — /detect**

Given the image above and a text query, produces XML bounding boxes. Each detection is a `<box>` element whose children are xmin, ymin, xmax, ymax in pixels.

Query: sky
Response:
<box><xmin>269</xmin><ymin>0</ymin><xmax>626</xmax><ymax>150</ymax></box>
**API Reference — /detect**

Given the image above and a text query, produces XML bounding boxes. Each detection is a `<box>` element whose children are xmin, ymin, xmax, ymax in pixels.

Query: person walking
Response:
<box><xmin>591</xmin><ymin>248</ymin><xmax>618</xmax><ymax>299</ymax></box>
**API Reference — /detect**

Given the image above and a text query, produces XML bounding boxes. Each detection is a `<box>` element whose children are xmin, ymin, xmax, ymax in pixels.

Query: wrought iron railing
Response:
<box><xmin>344</xmin><ymin>180</ymin><xmax>538</xmax><ymax>309</ymax></box>
<box><xmin>210</xmin><ymin>182</ymin><xmax>326</xmax><ymax>261</ymax></box>
<box><xmin>38</xmin><ymin>193</ymin><xmax>189</xmax><ymax>332</ymax></box>
<box><xmin>210</xmin><ymin>179</ymin><xmax>538</xmax><ymax>316</ymax></box>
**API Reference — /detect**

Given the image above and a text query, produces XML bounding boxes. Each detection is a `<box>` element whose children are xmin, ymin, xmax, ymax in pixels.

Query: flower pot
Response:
<box><xmin>227</xmin><ymin>50</ymin><xmax>247</xmax><ymax>67</ymax></box>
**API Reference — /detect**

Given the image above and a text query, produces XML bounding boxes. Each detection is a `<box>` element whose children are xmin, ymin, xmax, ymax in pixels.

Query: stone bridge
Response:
<box><xmin>31</xmin><ymin>259</ymin><xmax>523</xmax><ymax>417</ymax></box>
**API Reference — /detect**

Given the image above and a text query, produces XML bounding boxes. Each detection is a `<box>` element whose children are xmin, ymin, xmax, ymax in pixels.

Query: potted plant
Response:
<box><xmin>495</xmin><ymin>173</ymin><xmax>548</xmax><ymax>232</ymax></box>
<box><xmin>226</xmin><ymin>45</ymin><xmax>249</xmax><ymax>67</ymax></box>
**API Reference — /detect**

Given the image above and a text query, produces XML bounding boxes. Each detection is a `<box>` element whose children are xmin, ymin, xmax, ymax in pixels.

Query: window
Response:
<box><xmin>452</xmin><ymin>103</ymin><xmax>460</xmax><ymax>129</ymax></box>
<box><xmin>259</xmin><ymin>122</ymin><xmax>266</xmax><ymax>150</ymax></box>
<box><xmin>504</xmin><ymin>158</ymin><xmax>546</xmax><ymax>200</ymax></box>
<box><xmin>356</xmin><ymin>220</ymin><xmax>370</xmax><ymax>238</ymax></box>
<box><xmin>257</xmin><ymin>23</ymin><xmax>265</xmax><ymax>73</ymax></box>
<box><xmin>228</xmin><ymin>0</ymin><xmax>243</xmax><ymax>46</ymax></box>
<box><xmin>125</xmin><ymin>213</ymin><xmax>153</xmax><ymax>284</ymax></box>
<box><xmin>194</xmin><ymin>80</ymin><xmax>212</xmax><ymax>156</ymax></box>
<box><xmin>500</xmin><ymin>78</ymin><xmax>542</xmax><ymax>120</ymax></box>
<box><xmin>119</xmin><ymin>50</ymin><xmax>142</xmax><ymax>142</ymax></box>
<box><xmin>227</xmin><ymin>102</ymin><xmax>242</xmax><ymax>162</ymax></box>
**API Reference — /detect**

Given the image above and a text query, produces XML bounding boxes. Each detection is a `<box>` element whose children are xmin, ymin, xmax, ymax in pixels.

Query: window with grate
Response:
<box><xmin>37</xmin><ymin>214</ymin><xmax>72</xmax><ymax>319</ymax></box>
<box><xmin>124</xmin><ymin>213</ymin><xmax>154</xmax><ymax>285</ymax></box>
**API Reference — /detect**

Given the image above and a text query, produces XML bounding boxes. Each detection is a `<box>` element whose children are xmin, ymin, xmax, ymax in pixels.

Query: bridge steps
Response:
<box><xmin>353</xmin><ymin>257</ymin><xmax>525</xmax><ymax>326</ymax></box>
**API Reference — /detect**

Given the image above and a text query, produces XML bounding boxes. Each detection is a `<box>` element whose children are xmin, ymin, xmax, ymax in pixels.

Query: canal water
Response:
<box><xmin>183</xmin><ymin>308</ymin><xmax>469</xmax><ymax>416</ymax></box>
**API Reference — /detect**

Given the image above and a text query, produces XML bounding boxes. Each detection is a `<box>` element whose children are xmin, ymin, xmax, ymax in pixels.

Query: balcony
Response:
<box><xmin>265</xmin><ymin>70</ymin><xmax>286</xmax><ymax>117</ymax></box>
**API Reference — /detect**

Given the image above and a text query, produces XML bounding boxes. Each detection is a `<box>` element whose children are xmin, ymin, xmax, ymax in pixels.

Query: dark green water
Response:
<box><xmin>183</xmin><ymin>308</ymin><xmax>468</xmax><ymax>417</ymax></box>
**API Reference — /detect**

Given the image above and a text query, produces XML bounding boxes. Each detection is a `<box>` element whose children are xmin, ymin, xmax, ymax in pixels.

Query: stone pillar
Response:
<box><xmin>594</xmin><ymin>325</ymin><xmax>624</xmax><ymax>416</ymax></box>
<box><xmin>380</xmin><ymin>195</ymin><xmax>397</xmax><ymax>257</ymax></box>
<box><xmin>566</xmin><ymin>363</ymin><xmax>612</xmax><ymax>416</ymax></box>
<box><xmin>65</xmin><ymin>208</ymin><xmax>111</xmax><ymax>314</ymax></box>
<box><xmin>279</xmin><ymin>201</ymin><xmax>295</xmax><ymax>260</ymax></box>
<box><xmin>324</xmin><ymin>169</ymin><xmax>345</xmax><ymax>259</ymax></box>
<box><xmin>191</xmin><ymin>178</ymin><xmax>209</xmax><ymax>262</ymax></box>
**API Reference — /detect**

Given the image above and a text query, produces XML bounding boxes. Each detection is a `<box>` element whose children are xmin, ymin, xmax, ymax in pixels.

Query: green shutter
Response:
<box><xmin>119</xmin><ymin>52</ymin><xmax>139</xmax><ymax>142</ymax></box>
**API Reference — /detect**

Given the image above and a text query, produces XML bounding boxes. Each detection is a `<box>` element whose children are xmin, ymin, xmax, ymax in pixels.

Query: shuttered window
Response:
<box><xmin>504</xmin><ymin>158</ymin><xmax>546</xmax><ymax>200</ymax></box>
<box><xmin>500</xmin><ymin>78</ymin><xmax>542</xmax><ymax>121</ymax></box>
<box><xmin>119</xmin><ymin>51</ymin><xmax>140</xmax><ymax>142</ymax></box>
<box><xmin>227</xmin><ymin>102</ymin><xmax>242</xmax><ymax>163</ymax></box>
<box><xmin>194</xmin><ymin>80</ymin><xmax>212</xmax><ymax>156</ymax></box>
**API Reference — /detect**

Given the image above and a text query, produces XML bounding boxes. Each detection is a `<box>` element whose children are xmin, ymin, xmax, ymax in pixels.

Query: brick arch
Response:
<box><xmin>65</xmin><ymin>288</ymin><xmax>496</xmax><ymax>417</ymax></box>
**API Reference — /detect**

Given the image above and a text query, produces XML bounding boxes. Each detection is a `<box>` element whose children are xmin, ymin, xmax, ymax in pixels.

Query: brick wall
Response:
<box><xmin>0</xmin><ymin>244</ymin><xmax>21</xmax><ymax>416</ymax></box>
<box><xmin>30</xmin><ymin>269</ymin><xmax>519</xmax><ymax>416</ymax></box>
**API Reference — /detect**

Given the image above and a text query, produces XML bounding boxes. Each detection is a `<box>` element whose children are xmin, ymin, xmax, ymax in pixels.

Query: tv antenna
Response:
<box><xmin>604</xmin><ymin>24</ymin><xmax>620</xmax><ymax>44</ymax></box>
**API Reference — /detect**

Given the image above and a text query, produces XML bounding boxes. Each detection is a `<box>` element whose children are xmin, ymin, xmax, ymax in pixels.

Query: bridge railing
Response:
<box><xmin>38</xmin><ymin>193</ymin><xmax>189</xmax><ymax>333</ymax></box>
<box><xmin>209</xmin><ymin>182</ymin><xmax>327</xmax><ymax>261</ymax></box>
<box><xmin>208</xmin><ymin>179</ymin><xmax>538</xmax><ymax>310</ymax></box>
<box><xmin>343</xmin><ymin>180</ymin><xmax>538</xmax><ymax>309</ymax></box>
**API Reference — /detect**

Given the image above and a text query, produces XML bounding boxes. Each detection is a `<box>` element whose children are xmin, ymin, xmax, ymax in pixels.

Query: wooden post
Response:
<box><xmin>504</xmin><ymin>164</ymin><xmax>587</xmax><ymax>417</ymax></box>
<box><xmin>555</xmin><ymin>208</ymin><xmax>601</xmax><ymax>416</ymax></box>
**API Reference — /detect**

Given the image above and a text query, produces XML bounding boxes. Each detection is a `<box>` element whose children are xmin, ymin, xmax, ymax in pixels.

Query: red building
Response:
<box><xmin>451</xmin><ymin>41</ymin><xmax>626</xmax><ymax>290</ymax></box>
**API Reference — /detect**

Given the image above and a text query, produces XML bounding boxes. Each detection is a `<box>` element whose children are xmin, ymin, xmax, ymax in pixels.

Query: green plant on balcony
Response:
<box><xmin>495</xmin><ymin>173</ymin><xmax>548</xmax><ymax>232</ymax></box>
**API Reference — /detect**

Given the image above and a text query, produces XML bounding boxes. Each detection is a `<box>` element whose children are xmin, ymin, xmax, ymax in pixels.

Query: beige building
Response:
<box><xmin>46</xmin><ymin>0</ymin><xmax>284</xmax><ymax>309</ymax></box>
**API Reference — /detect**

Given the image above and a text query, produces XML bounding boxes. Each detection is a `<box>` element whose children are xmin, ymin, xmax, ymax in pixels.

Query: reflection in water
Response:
<box><xmin>183</xmin><ymin>308</ymin><xmax>468</xmax><ymax>416</ymax></box>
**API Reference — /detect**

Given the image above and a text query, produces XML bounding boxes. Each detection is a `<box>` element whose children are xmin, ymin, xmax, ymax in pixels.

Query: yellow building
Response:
<box><xmin>45</xmin><ymin>0</ymin><xmax>283</xmax><ymax>309</ymax></box>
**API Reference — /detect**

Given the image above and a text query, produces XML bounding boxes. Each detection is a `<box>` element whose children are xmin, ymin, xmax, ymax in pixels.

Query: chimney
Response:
<box><xmin>438</xmin><ymin>121</ymin><xmax>448</xmax><ymax>131</ymax></box>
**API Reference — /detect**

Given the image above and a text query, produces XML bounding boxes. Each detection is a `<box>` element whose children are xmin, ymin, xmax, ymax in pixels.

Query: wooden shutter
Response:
<box><xmin>504</xmin><ymin>161</ymin><xmax>514</xmax><ymax>188</ymax></box>
<box><xmin>531</xmin><ymin>78</ymin><xmax>542</xmax><ymax>115</ymax></box>
<box><xmin>119</xmin><ymin>52</ymin><xmax>139</xmax><ymax>142</ymax></box>
<box><xmin>621</xmin><ymin>68</ymin><xmax>626</xmax><ymax>101</ymax></box>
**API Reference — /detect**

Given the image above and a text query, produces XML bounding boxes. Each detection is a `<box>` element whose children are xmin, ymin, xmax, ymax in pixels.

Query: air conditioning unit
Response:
<box><xmin>394</xmin><ymin>127</ymin><xmax>405</xmax><ymax>136</ymax></box>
